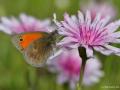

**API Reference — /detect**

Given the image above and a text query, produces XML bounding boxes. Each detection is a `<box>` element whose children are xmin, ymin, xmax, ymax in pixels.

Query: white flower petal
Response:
<box><xmin>110</xmin><ymin>31</ymin><xmax>120</xmax><ymax>38</ymax></box>
<box><xmin>84</xmin><ymin>46</ymin><xmax>93</xmax><ymax>57</ymax></box>
<box><xmin>57</xmin><ymin>37</ymin><xmax>78</xmax><ymax>46</ymax></box>
<box><xmin>61</xmin><ymin>21</ymin><xmax>79</xmax><ymax>36</ymax></box>
<box><xmin>94</xmin><ymin>46</ymin><xmax>114</xmax><ymax>55</ymax></box>
<box><xmin>110</xmin><ymin>39</ymin><xmax>120</xmax><ymax>43</ymax></box>
<box><xmin>85</xmin><ymin>10</ymin><xmax>91</xmax><ymax>25</ymax></box>
<box><xmin>11</xmin><ymin>17</ymin><xmax>20</xmax><ymax>26</ymax></box>
<box><xmin>104</xmin><ymin>44</ymin><xmax>120</xmax><ymax>53</ymax></box>
<box><xmin>64</xmin><ymin>13</ymin><xmax>78</xmax><ymax>30</ymax></box>
<box><xmin>78</xmin><ymin>11</ymin><xmax>84</xmax><ymax>23</ymax></box>
<box><xmin>92</xmin><ymin>71</ymin><xmax>104</xmax><ymax>77</ymax></box>
<box><xmin>92</xmin><ymin>13</ymin><xmax>101</xmax><ymax>27</ymax></box>
<box><xmin>88</xmin><ymin>75</ymin><xmax>100</xmax><ymax>83</ymax></box>
<box><xmin>41</xmin><ymin>19</ymin><xmax>50</xmax><ymax>26</ymax></box>
<box><xmin>58</xmin><ymin>29</ymin><xmax>74</xmax><ymax>36</ymax></box>
<box><xmin>47</xmin><ymin>49</ymin><xmax>63</xmax><ymax>64</ymax></box>
<box><xmin>95</xmin><ymin>16</ymin><xmax>110</xmax><ymax>31</ymax></box>
<box><xmin>85</xmin><ymin>58</ymin><xmax>102</xmax><ymax>71</ymax></box>
<box><xmin>106</xmin><ymin>20</ymin><xmax>120</xmax><ymax>33</ymax></box>
<box><xmin>19</xmin><ymin>13</ymin><xmax>29</xmax><ymax>24</ymax></box>
<box><xmin>99</xmin><ymin>16</ymin><xmax>110</xmax><ymax>29</ymax></box>
<box><xmin>71</xmin><ymin>15</ymin><xmax>78</xmax><ymax>24</ymax></box>
<box><xmin>69</xmin><ymin>80</ymin><xmax>77</xmax><ymax>90</ymax></box>
<box><xmin>0</xmin><ymin>24</ymin><xmax>12</xmax><ymax>34</ymax></box>
<box><xmin>57</xmin><ymin>73</ymin><xmax>68</xmax><ymax>84</ymax></box>
<box><xmin>1</xmin><ymin>17</ymin><xmax>13</xmax><ymax>27</ymax></box>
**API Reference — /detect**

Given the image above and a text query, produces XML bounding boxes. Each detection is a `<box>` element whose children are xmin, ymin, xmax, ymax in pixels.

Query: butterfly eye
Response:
<box><xmin>20</xmin><ymin>38</ymin><xmax>23</xmax><ymax>41</ymax></box>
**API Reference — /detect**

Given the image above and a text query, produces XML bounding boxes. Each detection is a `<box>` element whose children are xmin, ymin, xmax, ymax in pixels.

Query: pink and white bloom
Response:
<box><xmin>48</xmin><ymin>49</ymin><xmax>103</xmax><ymax>89</ymax></box>
<box><xmin>54</xmin><ymin>11</ymin><xmax>120</xmax><ymax>58</ymax></box>
<box><xmin>80</xmin><ymin>1</ymin><xmax>117</xmax><ymax>20</ymax></box>
<box><xmin>48</xmin><ymin>49</ymin><xmax>81</xmax><ymax>89</ymax></box>
<box><xmin>0</xmin><ymin>13</ymin><xmax>52</xmax><ymax>34</ymax></box>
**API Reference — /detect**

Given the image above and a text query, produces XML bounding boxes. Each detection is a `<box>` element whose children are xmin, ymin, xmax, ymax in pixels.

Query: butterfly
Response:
<box><xmin>12</xmin><ymin>30</ymin><xmax>61</xmax><ymax>67</ymax></box>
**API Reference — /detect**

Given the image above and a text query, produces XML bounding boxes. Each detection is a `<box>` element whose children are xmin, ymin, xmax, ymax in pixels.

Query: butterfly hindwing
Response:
<box><xmin>24</xmin><ymin>38</ymin><xmax>54</xmax><ymax>67</ymax></box>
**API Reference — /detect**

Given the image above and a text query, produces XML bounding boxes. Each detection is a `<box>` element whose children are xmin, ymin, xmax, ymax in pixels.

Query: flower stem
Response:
<box><xmin>78</xmin><ymin>47</ymin><xmax>88</xmax><ymax>89</ymax></box>
<box><xmin>26</xmin><ymin>68</ymin><xmax>39</xmax><ymax>90</ymax></box>
<box><xmin>26</xmin><ymin>68</ymin><xmax>35</xmax><ymax>90</ymax></box>
<box><xmin>63</xmin><ymin>83</ymin><xmax>69</xmax><ymax>90</ymax></box>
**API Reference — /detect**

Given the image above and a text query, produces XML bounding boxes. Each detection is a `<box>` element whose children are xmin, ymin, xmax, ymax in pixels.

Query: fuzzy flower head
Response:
<box><xmin>54</xmin><ymin>11</ymin><xmax>120</xmax><ymax>58</ymax></box>
<box><xmin>0</xmin><ymin>13</ymin><xmax>52</xmax><ymax>34</ymax></box>
<box><xmin>48</xmin><ymin>49</ymin><xmax>103</xmax><ymax>89</ymax></box>
<box><xmin>80</xmin><ymin>0</ymin><xmax>117</xmax><ymax>20</ymax></box>
<box><xmin>51</xmin><ymin>49</ymin><xmax>81</xmax><ymax>89</ymax></box>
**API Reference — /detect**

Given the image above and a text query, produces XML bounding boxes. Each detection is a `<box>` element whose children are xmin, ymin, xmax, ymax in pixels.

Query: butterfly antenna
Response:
<box><xmin>52</xmin><ymin>13</ymin><xmax>61</xmax><ymax>32</ymax></box>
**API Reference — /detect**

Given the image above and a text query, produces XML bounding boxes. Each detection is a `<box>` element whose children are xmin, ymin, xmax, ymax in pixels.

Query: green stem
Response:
<box><xmin>63</xmin><ymin>83</ymin><xmax>69</xmax><ymax>90</ymax></box>
<box><xmin>25</xmin><ymin>68</ymin><xmax>40</xmax><ymax>90</ymax></box>
<box><xmin>78</xmin><ymin>47</ymin><xmax>88</xmax><ymax>89</ymax></box>
<box><xmin>33</xmin><ymin>68</ymin><xmax>40</xmax><ymax>90</ymax></box>
<box><xmin>26</xmin><ymin>69</ymin><xmax>32</xmax><ymax>90</ymax></box>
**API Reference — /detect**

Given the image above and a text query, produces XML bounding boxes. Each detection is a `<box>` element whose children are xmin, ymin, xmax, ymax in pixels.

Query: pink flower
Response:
<box><xmin>48</xmin><ymin>49</ymin><xmax>81</xmax><ymax>89</ymax></box>
<box><xmin>0</xmin><ymin>13</ymin><xmax>52</xmax><ymax>34</ymax></box>
<box><xmin>48</xmin><ymin>49</ymin><xmax>103</xmax><ymax>89</ymax></box>
<box><xmin>54</xmin><ymin>11</ymin><xmax>120</xmax><ymax>58</ymax></box>
<box><xmin>80</xmin><ymin>1</ymin><xmax>117</xmax><ymax>20</ymax></box>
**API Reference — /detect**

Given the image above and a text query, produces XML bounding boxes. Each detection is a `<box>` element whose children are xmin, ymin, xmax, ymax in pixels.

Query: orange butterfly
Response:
<box><xmin>12</xmin><ymin>30</ymin><xmax>61</xmax><ymax>67</ymax></box>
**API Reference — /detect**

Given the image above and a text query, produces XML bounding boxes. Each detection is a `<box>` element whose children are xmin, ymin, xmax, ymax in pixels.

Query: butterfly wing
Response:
<box><xmin>12</xmin><ymin>32</ymin><xmax>49</xmax><ymax>52</ymax></box>
<box><xmin>12</xmin><ymin>31</ymin><xmax>58</xmax><ymax>67</ymax></box>
<box><xmin>24</xmin><ymin>38</ymin><xmax>55</xmax><ymax>67</ymax></box>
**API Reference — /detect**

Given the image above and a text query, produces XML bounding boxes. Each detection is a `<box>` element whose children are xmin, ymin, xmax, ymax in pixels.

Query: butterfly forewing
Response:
<box><xmin>12</xmin><ymin>32</ymin><xmax>49</xmax><ymax>52</ymax></box>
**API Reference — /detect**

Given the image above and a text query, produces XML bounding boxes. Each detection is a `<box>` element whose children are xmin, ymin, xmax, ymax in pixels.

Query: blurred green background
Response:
<box><xmin>0</xmin><ymin>0</ymin><xmax>120</xmax><ymax>90</ymax></box>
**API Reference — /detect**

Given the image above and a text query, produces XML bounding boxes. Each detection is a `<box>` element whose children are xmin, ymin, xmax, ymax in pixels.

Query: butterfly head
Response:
<box><xmin>12</xmin><ymin>34</ymin><xmax>25</xmax><ymax>52</ymax></box>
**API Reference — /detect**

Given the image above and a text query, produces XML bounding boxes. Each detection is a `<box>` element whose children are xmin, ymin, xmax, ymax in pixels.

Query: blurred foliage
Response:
<box><xmin>0</xmin><ymin>0</ymin><xmax>120</xmax><ymax>90</ymax></box>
